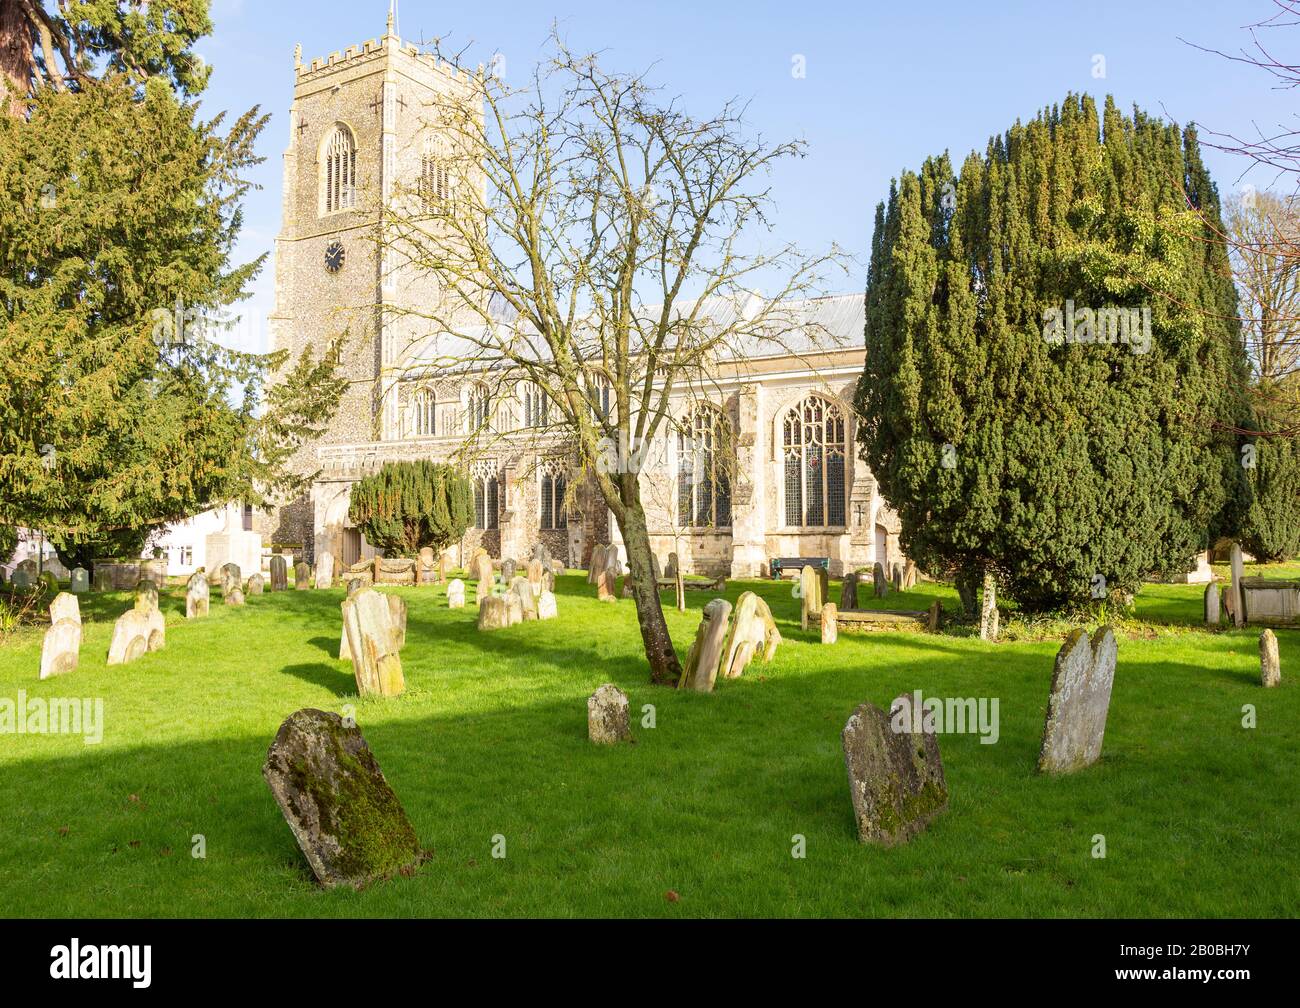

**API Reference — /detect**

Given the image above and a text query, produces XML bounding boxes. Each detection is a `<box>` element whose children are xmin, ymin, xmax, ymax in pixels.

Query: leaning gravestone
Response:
<box><xmin>447</xmin><ymin>579</ymin><xmax>465</xmax><ymax>609</ymax></box>
<box><xmin>679</xmin><ymin>598</ymin><xmax>733</xmax><ymax>692</ymax></box>
<box><xmin>294</xmin><ymin>561</ymin><xmax>312</xmax><ymax>590</ymax></box>
<box><xmin>185</xmin><ymin>572</ymin><xmax>209</xmax><ymax>619</ymax></box>
<box><xmin>262</xmin><ymin>709</ymin><xmax>426</xmax><ymax>889</ymax></box>
<box><xmin>1260</xmin><ymin>629</ymin><xmax>1281</xmax><ymax>688</ymax></box>
<box><xmin>1037</xmin><ymin>626</ymin><xmax>1117</xmax><ymax>774</ymax></box>
<box><xmin>1204</xmin><ymin>581</ymin><xmax>1220</xmax><ymax>625</ymax></box>
<box><xmin>588</xmin><ymin>545</ymin><xmax>606</xmax><ymax>586</ymax></box>
<box><xmin>840</xmin><ymin>572</ymin><xmax>859</xmax><ymax>611</ymax></box>
<box><xmin>107</xmin><ymin>609</ymin><xmax>159</xmax><ymax>665</ymax></box>
<box><xmin>537</xmin><ymin>590</ymin><xmax>558</xmax><ymax>621</ymax></box>
<box><xmin>1230</xmin><ymin>542</ymin><xmax>1245</xmax><ymax>627</ymax></box>
<box><xmin>387</xmin><ymin>595</ymin><xmax>407</xmax><ymax>651</ymax></box>
<box><xmin>721</xmin><ymin>591</ymin><xmax>781</xmax><ymax>679</ymax></box>
<box><xmin>873</xmin><ymin>562</ymin><xmax>887</xmax><ymax>599</ymax></box>
<box><xmin>842</xmin><ymin>692</ymin><xmax>949</xmax><ymax>846</ymax></box>
<box><xmin>903</xmin><ymin>559</ymin><xmax>919</xmax><ymax>590</ymax></box>
<box><xmin>587</xmin><ymin>685</ymin><xmax>633</xmax><ymax>745</ymax></box>
<box><xmin>40</xmin><ymin>593</ymin><xmax>82</xmax><ymax>680</ymax></box>
<box><xmin>596</xmin><ymin>567</ymin><xmax>617</xmax><ymax>603</ymax></box>
<box><xmin>246</xmin><ymin>573</ymin><xmax>265</xmax><ymax>595</ymax></box>
<box><xmin>70</xmin><ymin>568</ymin><xmax>89</xmax><ymax>594</ymax></box>
<box><xmin>221</xmin><ymin>563</ymin><xmax>241</xmax><ymax>596</ymax></box>
<box><xmin>269</xmin><ymin>555</ymin><xmax>288</xmax><ymax>591</ymax></box>
<box><xmin>316</xmin><ymin>552</ymin><xmax>335</xmax><ymax>589</ymax></box>
<box><xmin>340</xmin><ymin>589</ymin><xmax>404</xmax><ymax>697</ymax></box>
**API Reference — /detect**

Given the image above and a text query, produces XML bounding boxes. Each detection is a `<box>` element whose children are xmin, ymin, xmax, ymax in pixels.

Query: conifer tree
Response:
<box><xmin>348</xmin><ymin>461</ymin><xmax>473</xmax><ymax>556</ymax></box>
<box><xmin>856</xmin><ymin>95</ymin><xmax>1249</xmax><ymax>610</ymax></box>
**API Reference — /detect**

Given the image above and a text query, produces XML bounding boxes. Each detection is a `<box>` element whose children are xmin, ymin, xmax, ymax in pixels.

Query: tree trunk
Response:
<box><xmin>979</xmin><ymin>569</ymin><xmax>999</xmax><ymax>641</ymax></box>
<box><xmin>615</xmin><ymin>484</ymin><xmax>682</xmax><ymax>686</ymax></box>
<box><xmin>955</xmin><ymin>565</ymin><xmax>980</xmax><ymax>618</ymax></box>
<box><xmin>0</xmin><ymin>2</ymin><xmax>32</xmax><ymax>119</ymax></box>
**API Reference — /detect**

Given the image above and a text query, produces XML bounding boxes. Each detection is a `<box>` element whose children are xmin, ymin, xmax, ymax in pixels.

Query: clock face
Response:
<box><xmin>324</xmin><ymin>240</ymin><xmax>345</xmax><ymax>274</ymax></box>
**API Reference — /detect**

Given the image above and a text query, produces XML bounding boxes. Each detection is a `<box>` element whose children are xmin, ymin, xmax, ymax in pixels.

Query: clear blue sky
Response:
<box><xmin>200</xmin><ymin>0</ymin><xmax>1281</xmax><ymax>352</ymax></box>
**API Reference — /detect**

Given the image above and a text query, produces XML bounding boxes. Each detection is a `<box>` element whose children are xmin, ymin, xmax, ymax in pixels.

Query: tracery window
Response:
<box><xmin>783</xmin><ymin>395</ymin><xmax>846</xmax><ymax>527</ymax></box>
<box><xmin>677</xmin><ymin>406</ymin><xmax>731</xmax><ymax>528</ymax></box>
<box><xmin>323</xmin><ymin>125</ymin><xmax>357</xmax><ymax>213</ymax></box>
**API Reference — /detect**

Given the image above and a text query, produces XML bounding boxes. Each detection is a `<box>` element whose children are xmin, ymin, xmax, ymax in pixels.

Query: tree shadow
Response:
<box><xmin>279</xmin><ymin>661</ymin><xmax>355</xmax><ymax>696</ymax></box>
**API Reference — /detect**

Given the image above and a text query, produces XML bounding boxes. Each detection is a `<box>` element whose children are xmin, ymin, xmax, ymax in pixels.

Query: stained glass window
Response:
<box><xmin>783</xmin><ymin>396</ymin><xmax>847</xmax><ymax>527</ymax></box>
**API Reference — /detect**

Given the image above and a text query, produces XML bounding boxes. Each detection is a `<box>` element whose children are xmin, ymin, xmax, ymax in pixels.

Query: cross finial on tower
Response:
<box><xmin>293</xmin><ymin>42</ymin><xmax>302</xmax><ymax>68</ymax></box>
<box><xmin>386</xmin><ymin>1</ymin><xmax>398</xmax><ymax>37</ymax></box>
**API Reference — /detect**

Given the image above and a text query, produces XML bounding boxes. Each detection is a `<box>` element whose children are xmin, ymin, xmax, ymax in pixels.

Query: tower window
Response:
<box><xmin>323</xmin><ymin>125</ymin><xmax>357</xmax><ymax>213</ymax></box>
<box><xmin>420</xmin><ymin>155</ymin><xmax>452</xmax><ymax>213</ymax></box>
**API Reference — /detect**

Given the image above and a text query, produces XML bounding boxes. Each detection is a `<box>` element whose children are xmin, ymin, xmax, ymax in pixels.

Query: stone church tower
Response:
<box><xmin>266</xmin><ymin>13</ymin><xmax>479</xmax><ymax>560</ymax></box>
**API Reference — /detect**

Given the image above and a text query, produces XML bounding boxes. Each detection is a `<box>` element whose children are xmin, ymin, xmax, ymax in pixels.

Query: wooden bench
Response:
<box><xmin>770</xmin><ymin>556</ymin><xmax>829</xmax><ymax>579</ymax></box>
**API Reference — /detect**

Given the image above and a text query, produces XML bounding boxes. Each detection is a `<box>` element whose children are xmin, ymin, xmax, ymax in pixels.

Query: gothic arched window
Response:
<box><xmin>420</xmin><ymin>154</ymin><xmax>451</xmax><ymax>214</ymax></box>
<box><xmin>783</xmin><ymin>395</ymin><xmax>847</xmax><ymax>527</ymax></box>
<box><xmin>471</xmin><ymin>460</ymin><xmax>499</xmax><ymax>530</ymax></box>
<box><xmin>413</xmin><ymin>389</ymin><xmax>436</xmax><ymax>437</ymax></box>
<box><xmin>677</xmin><ymin>406</ymin><xmax>732</xmax><ymax>529</ymax></box>
<box><xmin>523</xmin><ymin>382</ymin><xmax>549</xmax><ymax>428</ymax></box>
<box><xmin>323</xmin><ymin>124</ymin><xmax>357</xmax><ymax>213</ymax></box>
<box><xmin>589</xmin><ymin>372</ymin><xmax>611</xmax><ymax>421</ymax></box>
<box><xmin>539</xmin><ymin>459</ymin><xmax>568</xmax><ymax>531</ymax></box>
<box><xmin>466</xmin><ymin>384</ymin><xmax>491</xmax><ymax>432</ymax></box>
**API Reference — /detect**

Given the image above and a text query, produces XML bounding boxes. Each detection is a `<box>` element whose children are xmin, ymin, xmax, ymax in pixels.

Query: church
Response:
<box><xmin>265</xmin><ymin>15</ymin><xmax>904</xmax><ymax>579</ymax></box>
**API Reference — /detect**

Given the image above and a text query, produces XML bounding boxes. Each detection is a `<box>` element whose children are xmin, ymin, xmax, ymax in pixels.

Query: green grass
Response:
<box><xmin>0</xmin><ymin>571</ymin><xmax>1296</xmax><ymax>917</ymax></box>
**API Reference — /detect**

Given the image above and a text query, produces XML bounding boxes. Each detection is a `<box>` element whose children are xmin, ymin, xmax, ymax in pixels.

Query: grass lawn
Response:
<box><xmin>0</xmin><ymin>570</ymin><xmax>1297</xmax><ymax>918</ymax></box>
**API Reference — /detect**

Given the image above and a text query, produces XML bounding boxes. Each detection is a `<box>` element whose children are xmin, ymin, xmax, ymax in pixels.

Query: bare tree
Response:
<box><xmin>1226</xmin><ymin>190</ymin><xmax>1300</xmax><ymax>385</ymax></box>
<box><xmin>376</xmin><ymin>33</ymin><xmax>845</xmax><ymax>684</ymax></box>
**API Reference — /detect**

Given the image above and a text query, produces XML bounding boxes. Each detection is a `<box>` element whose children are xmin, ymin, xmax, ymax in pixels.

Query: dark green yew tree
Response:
<box><xmin>348</xmin><ymin>461</ymin><xmax>473</xmax><ymax>556</ymax></box>
<box><xmin>855</xmin><ymin>94</ymin><xmax>1250</xmax><ymax>610</ymax></box>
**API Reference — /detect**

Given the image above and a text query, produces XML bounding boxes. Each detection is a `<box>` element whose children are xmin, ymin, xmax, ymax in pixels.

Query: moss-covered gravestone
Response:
<box><xmin>678</xmin><ymin>598</ymin><xmax>732</xmax><ymax>692</ymax></box>
<box><xmin>262</xmin><ymin>709</ymin><xmax>426</xmax><ymax>889</ymax></box>
<box><xmin>842</xmin><ymin>693</ymin><xmax>948</xmax><ymax>846</ymax></box>
<box><xmin>1036</xmin><ymin>627</ymin><xmax>1117</xmax><ymax>774</ymax></box>
<box><xmin>587</xmin><ymin>684</ymin><xmax>633</xmax><ymax>745</ymax></box>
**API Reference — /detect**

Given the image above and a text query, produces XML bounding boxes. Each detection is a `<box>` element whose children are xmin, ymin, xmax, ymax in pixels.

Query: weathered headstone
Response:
<box><xmin>225</xmin><ymin>587</ymin><xmax>246</xmax><ymax>606</ymax></box>
<box><xmin>185</xmin><ymin>572</ymin><xmax>209</xmax><ymax>619</ymax></box>
<box><xmin>527</xmin><ymin>558</ymin><xmax>544</xmax><ymax>592</ymax></box>
<box><xmin>40</xmin><ymin>593</ymin><xmax>82</xmax><ymax>679</ymax></box>
<box><xmin>979</xmin><ymin>572</ymin><xmax>999</xmax><ymax>642</ymax></box>
<box><xmin>531</xmin><ymin>541</ymin><xmax>548</xmax><ymax>563</ymax></box>
<box><xmin>262</xmin><ymin>709</ymin><xmax>425</xmax><ymax>889</ymax></box>
<box><xmin>417</xmin><ymin>547</ymin><xmax>436</xmax><ymax>585</ymax></box>
<box><xmin>471</xmin><ymin>552</ymin><xmax>494</xmax><ymax>596</ymax></box>
<box><xmin>587</xmin><ymin>684</ymin><xmax>633</xmax><ymax>745</ymax></box>
<box><xmin>903</xmin><ymin>559</ymin><xmax>919</xmax><ymax>590</ymax></box>
<box><xmin>1037</xmin><ymin>627</ymin><xmax>1117</xmax><ymax>774</ymax></box>
<box><xmin>447</xmin><ymin>578</ymin><xmax>465</xmax><ymax>608</ymax></box>
<box><xmin>246</xmin><ymin>573</ymin><xmax>265</xmax><ymax>595</ymax></box>
<box><xmin>1222</xmin><ymin>584</ymin><xmax>1236</xmax><ymax>624</ymax></box>
<box><xmin>38</xmin><ymin>570</ymin><xmax>58</xmax><ymax>594</ymax></box>
<box><xmin>437</xmin><ymin>552</ymin><xmax>450</xmax><ymax>583</ymax></box>
<box><xmin>70</xmin><ymin>568</ymin><xmax>89</xmax><ymax>594</ymax></box>
<box><xmin>340</xmin><ymin>589</ymin><xmax>404</xmax><ymax>697</ymax></box>
<box><xmin>1204</xmin><ymin>581</ymin><xmax>1221</xmax><ymax>625</ymax></box>
<box><xmin>665</xmin><ymin>552</ymin><xmax>679</xmax><ymax>581</ymax></box>
<box><xmin>1260</xmin><ymin>629</ymin><xmax>1281</xmax><ymax>688</ymax></box>
<box><xmin>821</xmin><ymin>601</ymin><xmax>839</xmax><ymax>644</ymax></box>
<box><xmin>501</xmin><ymin>558</ymin><xmax>517</xmax><ymax>582</ymax></box>
<box><xmin>800</xmin><ymin>563</ymin><xmax>823</xmax><ymax>631</ymax></box>
<box><xmin>873</xmin><ymin>562</ymin><xmax>887</xmax><ymax>599</ymax></box>
<box><xmin>721</xmin><ymin>591</ymin><xmax>781</xmax><ymax>679</ymax></box>
<box><xmin>1230</xmin><ymin>542</ymin><xmax>1245</xmax><ymax>627</ymax></box>
<box><xmin>294</xmin><ymin>561</ymin><xmax>312</xmax><ymax>590</ymax></box>
<box><xmin>387</xmin><ymin>595</ymin><xmax>407</xmax><ymax>651</ymax></box>
<box><xmin>892</xmin><ymin>563</ymin><xmax>903</xmax><ymax>593</ymax></box>
<box><xmin>92</xmin><ymin>566</ymin><xmax>112</xmax><ymax>592</ymax></box>
<box><xmin>107</xmin><ymin>609</ymin><xmax>152</xmax><ymax>665</ymax></box>
<box><xmin>588</xmin><ymin>544</ymin><xmax>607</xmax><ymax>586</ymax></box>
<box><xmin>842</xmin><ymin>692</ymin><xmax>949</xmax><ymax>846</ymax></box>
<box><xmin>840</xmin><ymin>572</ymin><xmax>859</xmax><ymax>611</ymax></box>
<box><xmin>220</xmin><ymin>563</ymin><xmax>241</xmax><ymax>596</ymax></box>
<box><xmin>927</xmin><ymin>599</ymin><xmax>942</xmax><ymax>632</ymax></box>
<box><xmin>537</xmin><ymin>590</ymin><xmax>558</xmax><ymax>621</ymax></box>
<box><xmin>596</xmin><ymin>567</ymin><xmax>617</xmax><ymax>603</ymax></box>
<box><xmin>505</xmin><ymin>592</ymin><xmax>523</xmax><ymax>626</ymax></box>
<box><xmin>269</xmin><ymin>554</ymin><xmax>288</xmax><ymax>591</ymax></box>
<box><xmin>679</xmin><ymin>598</ymin><xmax>733</xmax><ymax>692</ymax></box>
<box><xmin>478</xmin><ymin>595</ymin><xmax>510</xmax><ymax>631</ymax></box>
<box><xmin>316</xmin><ymin>552</ymin><xmax>335</xmax><ymax>589</ymax></box>
<box><xmin>511</xmin><ymin>576</ymin><xmax>538</xmax><ymax>620</ymax></box>
<box><xmin>134</xmin><ymin>579</ymin><xmax>159</xmax><ymax>614</ymax></box>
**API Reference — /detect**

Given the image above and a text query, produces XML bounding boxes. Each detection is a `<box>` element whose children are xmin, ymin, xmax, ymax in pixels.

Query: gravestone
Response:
<box><xmin>92</xmin><ymin>566</ymin><xmax>112</xmax><ymax>592</ymax></box>
<box><xmin>892</xmin><ymin>563</ymin><xmax>903</xmax><ymax>593</ymax></box>
<box><xmin>511</xmin><ymin>576</ymin><xmax>538</xmax><ymax>620</ymax></box>
<box><xmin>70</xmin><ymin>568</ymin><xmax>89</xmax><ymax>594</ymax></box>
<box><xmin>679</xmin><ymin>598</ymin><xmax>732</xmax><ymax>692</ymax></box>
<box><xmin>417</xmin><ymin>547</ymin><xmax>436</xmax><ymax>585</ymax></box>
<box><xmin>527</xmin><ymin>558</ymin><xmax>544</xmax><ymax>592</ymax></box>
<box><xmin>903</xmin><ymin>560</ymin><xmax>919</xmax><ymax>590</ymax></box>
<box><xmin>221</xmin><ymin>563</ymin><xmax>241</xmax><ymax>596</ymax></box>
<box><xmin>346</xmin><ymin>576</ymin><xmax>365</xmax><ymax>597</ymax></box>
<box><xmin>840</xmin><ymin>572</ymin><xmax>859</xmax><ymax>611</ymax></box>
<box><xmin>269</xmin><ymin>555</ymin><xmax>288</xmax><ymax>591</ymax></box>
<box><xmin>40</xmin><ymin>593</ymin><xmax>82</xmax><ymax>680</ymax></box>
<box><xmin>447</xmin><ymin>579</ymin><xmax>465</xmax><ymax>608</ymax></box>
<box><xmin>471</xmin><ymin>552</ymin><xmax>494</xmax><ymax>593</ymax></box>
<box><xmin>340</xmin><ymin>589</ymin><xmax>404</xmax><ymax>697</ymax></box>
<box><xmin>596</xmin><ymin>567</ymin><xmax>617</xmax><ymax>603</ymax></box>
<box><xmin>821</xmin><ymin>601</ymin><xmax>839</xmax><ymax>644</ymax></box>
<box><xmin>501</xmin><ymin>558</ymin><xmax>517</xmax><ymax>582</ymax></box>
<box><xmin>107</xmin><ymin>609</ymin><xmax>152</xmax><ymax>665</ymax></box>
<box><xmin>387</xmin><ymin>595</ymin><xmax>407</xmax><ymax>651</ymax></box>
<box><xmin>927</xmin><ymin>599</ymin><xmax>942</xmax><ymax>632</ymax></box>
<box><xmin>799</xmin><ymin>563</ymin><xmax>823</xmax><ymax>631</ymax></box>
<box><xmin>842</xmin><ymin>692</ymin><xmax>949</xmax><ymax>846</ymax></box>
<box><xmin>665</xmin><ymin>552</ymin><xmax>679</xmax><ymax>581</ymax></box>
<box><xmin>588</xmin><ymin>544</ymin><xmax>607</xmax><ymax>586</ymax></box>
<box><xmin>11</xmin><ymin>567</ymin><xmax>33</xmax><ymax>592</ymax></box>
<box><xmin>1230</xmin><ymin>542</ymin><xmax>1245</xmax><ymax>627</ymax></box>
<box><xmin>185</xmin><ymin>573</ymin><xmax>209</xmax><ymax>619</ymax></box>
<box><xmin>376</xmin><ymin>555</ymin><xmax>417</xmax><ymax>586</ymax></box>
<box><xmin>262</xmin><ymin>709</ymin><xmax>425</xmax><ymax>889</ymax></box>
<box><xmin>225</xmin><ymin>587</ymin><xmax>246</xmax><ymax>606</ymax></box>
<box><xmin>478</xmin><ymin>595</ymin><xmax>510</xmax><ymax>631</ymax></box>
<box><xmin>246</xmin><ymin>573</ymin><xmax>265</xmax><ymax>595</ymax></box>
<box><xmin>1037</xmin><ymin>627</ymin><xmax>1117</xmax><ymax>774</ymax></box>
<box><xmin>1222</xmin><ymin>584</ymin><xmax>1236</xmax><ymax>625</ymax></box>
<box><xmin>38</xmin><ymin>570</ymin><xmax>58</xmax><ymax>594</ymax></box>
<box><xmin>721</xmin><ymin>591</ymin><xmax>781</xmax><ymax>679</ymax></box>
<box><xmin>979</xmin><ymin>574</ymin><xmax>999</xmax><ymax>642</ymax></box>
<box><xmin>1260</xmin><ymin>629</ymin><xmax>1281</xmax><ymax>688</ymax></box>
<box><xmin>134</xmin><ymin>579</ymin><xmax>159</xmax><ymax>614</ymax></box>
<box><xmin>531</xmin><ymin>541</ymin><xmax>548</xmax><ymax>563</ymax></box>
<box><xmin>505</xmin><ymin>593</ymin><xmax>523</xmax><ymax>626</ymax></box>
<box><xmin>537</xmin><ymin>590</ymin><xmax>558</xmax><ymax>621</ymax></box>
<box><xmin>294</xmin><ymin>561</ymin><xmax>312</xmax><ymax>590</ymax></box>
<box><xmin>873</xmin><ymin>562</ymin><xmax>887</xmax><ymax>599</ymax></box>
<box><xmin>437</xmin><ymin>552</ymin><xmax>450</xmax><ymax>583</ymax></box>
<box><xmin>316</xmin><ymin>552</ymin><xmax>335</xmax><ymax>589</ymax></box>
<box><xmin>1204</xmin><ymin>581</ymin><xmax>1220</xmax><ymax>625</ymax></box>
<box><xmin>587</xmin><ymin>685</ymin><xmax>633</xmax><ymax>745</ymax></box>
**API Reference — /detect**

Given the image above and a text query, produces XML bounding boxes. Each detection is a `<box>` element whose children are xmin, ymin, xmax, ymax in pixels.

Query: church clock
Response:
<box><xmin>324</xmin><ymin>240</ymin><xmax>346</xmax><ymax>274</ymax></box>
